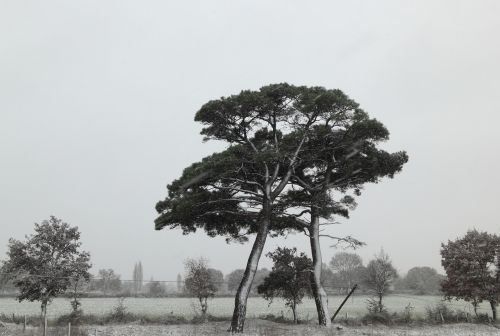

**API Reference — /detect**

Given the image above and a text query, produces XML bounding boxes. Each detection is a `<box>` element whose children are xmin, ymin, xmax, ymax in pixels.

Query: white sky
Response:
<box><xmin>1</xmin><ymin>0</ymin><xmax>500</xmax><ymax>281</ymax></box>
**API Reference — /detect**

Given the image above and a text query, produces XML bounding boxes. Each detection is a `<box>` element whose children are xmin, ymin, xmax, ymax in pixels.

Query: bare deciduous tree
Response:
<box><xmin>330</xmin><ymin>252</ymin><xmax>364</xmax><ymax>293</ymax></box>
<box><xmin>364</xmin><ymin>249</ymin><xmax>398</xmax><ymax>313</ymax></box>
<box><xmin>184</xmin><ymin>258</ymin><xmax>218</xmax><ymax>319</ymax></box>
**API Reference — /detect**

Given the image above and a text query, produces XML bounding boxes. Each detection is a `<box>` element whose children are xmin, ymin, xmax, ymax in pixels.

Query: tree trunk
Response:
<box><xmin>41</xmin><ymin>300</ymin><xmax>47</xmax><ymax>330</ymax></box>
<box><xmin>199</xmin><ymin>297</ymin><xmax>208</xmax><ymax>322</ymax></box>
<box><xmin>229</xmin><ymin>212</ymin><xmax>271</xmax><ymax>332</ymax></box>
<box><xmin>309</xmin><ymin>213</ymin><xmax>331</xmax><ymax>326</ymax></box>
<box><xmin>490</xmin><ymin>300</ymin><xmax>497</xmax><ymax>321</ymax></box>
<box><xmin>378</xmin><ymin>294</ymin><xmax>383</xmax><ymax>312</ymax></box>
<box><xmin>292</xmin><ymin>303</ymin><xmax>297</xmax><ymax>324</ymax></box>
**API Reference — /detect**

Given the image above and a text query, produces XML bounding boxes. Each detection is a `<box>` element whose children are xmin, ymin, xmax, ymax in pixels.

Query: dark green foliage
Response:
<box><xmin>154</xmin><ymin>83</ymin><xmax>408</xmax><ymax>331</ymax></box>
<box><xmin>257</xmin><ymin>247</ymin><xmax>312</xmax><ymax>323</ymax></box>
<box><xmin>154</xmin><ymin>83</ymin><xmax>409</xmax><ymax>241</ymax></box>
<box><xmin>2</xmin><ymin>216</ymin><xmax>91</xmax><ymax>318</ymax></box>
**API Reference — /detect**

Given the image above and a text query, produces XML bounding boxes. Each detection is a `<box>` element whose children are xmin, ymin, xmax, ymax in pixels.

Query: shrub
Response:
<box><xmin>57</xmin><ymin>309</ymin><xmax>84</xmax><ymax>325</ymax></box>
<box><xmin>474</xmin><ymin>313</ymin><xmax>491</xmax><ymax>323</ymax></box>
<box><xmin>425</xmin><ymin>302</ymin><xmax>468</xmax><ymax>323</ymax></box>
<box><xmin>366</xmin><ymin>297</ymin><xmax>388</xmax><ymax>314</ymax></box>
<box><xmin>104</xmin><ymin>297</ymin><xmax>135</xmax><ymax>323</ymax></box>
<box><xmin>362</xmin><ymin>311</ymin><xmax>392</xmax><ymax>324</ymax></box>
<box><xmin>402</xmin><ymin>303</ymin><xmax>414</xmax><ymax>323</ymax></box>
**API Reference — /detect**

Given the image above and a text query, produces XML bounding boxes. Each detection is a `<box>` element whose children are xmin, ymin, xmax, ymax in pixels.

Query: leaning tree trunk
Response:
<box><xmin>229</xmin><ymin>208</ymin><xmax>271</xmax><ymax>332</ymax></box>
<box><xmin>309</xmin><ymin>212</ymin><xmax>331</xmax><ymax>326</ymax></box>
<box><xmin>490</xmin><ymin>300</ymin><xmax>497</xmax><ymax>321</ymax></box>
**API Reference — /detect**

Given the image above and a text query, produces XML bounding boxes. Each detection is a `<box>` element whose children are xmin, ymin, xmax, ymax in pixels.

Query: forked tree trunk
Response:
<box><xmin>490</xmin><ymin>300</ymin><xmax>497</xmax><ymax>321</ymax></box>
<box><xmin>229</xmin><ymin>212</ymin><xmax>271</xmax><ymax>332</ymax></box>
<box><xmin>309</xmin><ymin>213</ymin><xmax>331</xmax><ymax>326</ymax></box>
<box><xmin>292</xmin><ymin>302</ymin><xmax>298</xmax><ymax>324</ymax></box>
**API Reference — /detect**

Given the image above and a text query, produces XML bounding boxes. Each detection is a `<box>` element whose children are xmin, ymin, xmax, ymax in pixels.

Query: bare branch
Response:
<box><xmin>319</xmin><ymin>235</ymin><xmax>366</xmax><ymax>249</ymax></box>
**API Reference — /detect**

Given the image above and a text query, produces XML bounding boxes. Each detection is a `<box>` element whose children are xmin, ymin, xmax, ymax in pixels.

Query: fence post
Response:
<box><xmin>68</xmin><ymin>322</ymin><xmax>71</xmax><ymax>336</ymax></box>
<box><xmin>331</xmin><ymin>284</ymin><xmax>358</xmax><ymax>322</ymax></box>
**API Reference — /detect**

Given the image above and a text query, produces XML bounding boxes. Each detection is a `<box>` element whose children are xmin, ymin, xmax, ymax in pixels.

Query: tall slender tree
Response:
<box><xmin>364</xmin><ymin>249</ymin><xmax>398</xmax><ymax>313</ymax></box>
<box><xmin>276</xmin><ymin>104</ymin><xmax>407</xmax><ymax>325</ymax></box>
<box><xmin>157</xmin><ymin>84</ymin><xmax>329</xmax><ymax>331</ymax></box>
<box><xmin>133</xmin><ymin>262</ymin><xmax>143</xmax><ymax>295</ymax></box>
<box><xmin>176</xmin><ymin>274</ymin><xmax>183</xmax><ymax>294</ymax></box>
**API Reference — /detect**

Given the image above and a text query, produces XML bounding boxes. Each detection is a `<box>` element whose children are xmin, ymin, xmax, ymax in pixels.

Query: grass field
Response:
<box><xmin>0</xmin><ymin>295</ymin><xmax>492</xmax><ymax>320</ymax></box>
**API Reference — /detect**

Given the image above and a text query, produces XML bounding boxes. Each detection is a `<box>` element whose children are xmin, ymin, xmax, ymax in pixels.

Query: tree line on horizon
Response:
<box><xmin>0</xmin><ymin>249</ymin><xmax>444</xmax><ymax>298</ymax></box>
<box><xmin>0</xmin><ymin>218</ymin><xmax>498</xmax><ymax>324</ymax></box>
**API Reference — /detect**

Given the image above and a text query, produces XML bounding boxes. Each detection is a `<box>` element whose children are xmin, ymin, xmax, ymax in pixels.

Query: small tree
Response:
<box><xmin>176</xmin><ymin>274</ymin><xmax>183</xmax><ymax>294</ymax></box>
<box><xmin>330</xmin><ymin>252</ymin><xmax>364</xmax><ymax>293</ymax></box>
<box><xmin>403</xmin><ymin>267</ymin><xmax>443</xmax><ymax>295</ymax></box>
<box><xmin>257</xmin><ymin>247</ymin><xmax>312</xmax><ymax>323</ymax></box>
<box><xmin>68</xmin><ymin>255</ymin><xmax>92</xmax><ymax>317</ymax></box>
<box><xmin>184</xmin><ymin>258</ymin><xmax>218</xmax><ymax>319</ymax></box>
<box><xmin>441</xmin><ymin>230</ymin><xmax>500</xmax><ymax>320</ymax></box>
<box><xmin>95</xmin><ymin>269</ymin><xmax>122</xmax><ymax>295</ymax></box>
<box><xmin>2</xmin><ymin>216</ymin><xmax>91</xmax><ymax>321</ymax></box>
<box><xmin>0</xmin><ymin>263</ymin><xmax>17</xmax><ymax>294</ymax></box>
<box><xmin>147</xmin><ymin>278</ymin><xmax>166</xmax><ymax>297</ymax></box>
<box><xmin>226</xmin><ymin>268</ymin><xmax>270</xmax><ymax>294</ymax></box>
<box><xmin>364</xmin><ymin>249</ymin><xmax>398</xmax><ymax>313</ymax></box>
<box><xmin>207</xmin><ymin>268</ymin><xmax>224</xmax><ymax>291</ymax></box>
<box><xmin>226</xmin><ymin>270</ymin><xmax>245</xmax><ymax>293</ymax></box>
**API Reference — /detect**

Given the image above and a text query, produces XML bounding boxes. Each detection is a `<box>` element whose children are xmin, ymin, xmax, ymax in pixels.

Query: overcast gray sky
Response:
<box><xmin>1</xmin><ymin>0</ymin><xmax>500</xmax><ymax>281</ymax></box>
